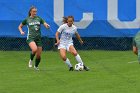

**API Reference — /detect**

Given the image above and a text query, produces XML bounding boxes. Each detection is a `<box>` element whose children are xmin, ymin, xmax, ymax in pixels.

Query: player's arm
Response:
<box><xmin>40</xmin><ymin>17</ymin><xmax>50</xmax><ymax>29</ymax></box>
<box><xmin>75</xmin><ymin>32</ymin><xmax>83</xmax><ymax>44</ymax></box>
<box><xmin>55</xmin><ymin>25</ymin><xmax>64</xmax><ymax>45</ymax></box>
<box><xmin>18</xmin><ymin>23</ymin><xmax>25</xmax><ymax>35</ymax></box>
<box><xmin>55</xmin><ymin>31</ymin><xmax>60</xmax><ymax>45</ymax></box>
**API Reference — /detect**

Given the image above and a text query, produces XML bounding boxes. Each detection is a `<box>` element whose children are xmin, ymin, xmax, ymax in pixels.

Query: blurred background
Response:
<box><xmin>0</xmin><ymin>0</ymin><xmax>138</xmax><ymax>51</ymax></box>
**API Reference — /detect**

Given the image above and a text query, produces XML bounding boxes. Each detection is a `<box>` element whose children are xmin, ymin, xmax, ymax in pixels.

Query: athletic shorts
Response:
<box><xmin>58</xmin><ymin>43</ymin><xmax>73</xmax><ymax>51</ymax></box>
<box><xmin>26</xmin><ymin>38</ymin><xmax>42</xmax><ymax>47</ymax></box>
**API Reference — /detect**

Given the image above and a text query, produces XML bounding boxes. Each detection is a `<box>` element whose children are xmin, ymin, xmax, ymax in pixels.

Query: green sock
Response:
<box><xmin>30</xmin><ymin>53</ymin><xmax>35</xmax><ymax>60</ymax></box>
<box><xmin>35</xmin><ymin>58</ymin><xmax>41</xmax><ymax>67</ymax></box>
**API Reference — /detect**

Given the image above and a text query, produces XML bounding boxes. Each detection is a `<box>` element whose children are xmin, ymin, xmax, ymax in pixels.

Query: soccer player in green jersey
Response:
<box><xmin>18</xmin><ymin>6</ymin><xmax>50</xmax><ymax>70</ymax></box>
<box><xmin>133</xmin><ymin>31</ymin><xmax>140</xmax><ymax>63</ymax></box>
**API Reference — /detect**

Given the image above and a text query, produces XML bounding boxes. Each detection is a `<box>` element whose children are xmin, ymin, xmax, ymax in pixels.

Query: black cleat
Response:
<box><xmin>83</xmin><ymin>65</ymin><xmax>90</xmax><ymax>71</ymax></box>
<box><xmin>69</xmin><ymin>67</ymin><xmax>74</xmax><ymax>71</ymax></box>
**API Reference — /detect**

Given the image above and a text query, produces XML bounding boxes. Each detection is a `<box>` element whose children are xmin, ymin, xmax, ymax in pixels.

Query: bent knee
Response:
<box><xmin>71</xmin><ymin>52</ymin><xmax>77</xmax><ymax>56</ymax></box>
<box><xmin>32</xmin><ymin>48</ymin><xmax>37</xmax><ymax>54</ymax></box>
<box><xmin>36</xmin><ymin>55</ymin><xmax>41</xmax><ymax>59</ymax></box>
<box><xmin>133</xmin><ymin>50</ymin><xmax>138</xmax><ymax>55</ymax></box>
<box><xmin>36</xmin><ymin>53</ymin><xmax>41</xmax><ymax>59</ymax></box>
<box><xmin>61</xmin><ymin>56</ymin><xmax>67</xmax><ymax>61</ymax></box>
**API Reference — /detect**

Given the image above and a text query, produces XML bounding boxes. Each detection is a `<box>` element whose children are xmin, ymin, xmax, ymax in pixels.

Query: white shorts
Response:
<box><xmin>58</xmin><ymin>43</ymin><xmax>73</xmax><ymax>51</ymax></box>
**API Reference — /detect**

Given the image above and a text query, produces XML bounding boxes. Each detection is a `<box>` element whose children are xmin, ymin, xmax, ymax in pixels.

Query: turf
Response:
<box><xmin>0</xmin><ymin>50</ymin><xmax>140</xmax><ymax>93</ymax></box>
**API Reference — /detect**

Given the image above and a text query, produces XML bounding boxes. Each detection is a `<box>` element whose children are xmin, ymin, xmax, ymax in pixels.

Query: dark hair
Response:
<box><xmin>62</xmin><ymin>17</ymin><xmax>68</xmax><ymax>23</ymax></box>
<box><xmin>28</xmin><ymin>6</ymin><xmax>37</xmax><ymax>16</ymax></box>
<box><xmin>67</xmin><ymin>16</ymin><xmax>74</xmax><ymax>21</ymax></box>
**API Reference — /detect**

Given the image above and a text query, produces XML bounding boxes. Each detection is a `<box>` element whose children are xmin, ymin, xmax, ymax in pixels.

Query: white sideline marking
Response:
<box><xmin>128</xmin><ymin>61</ymin><xmax>138</xmax><ymax>63</ymax></box>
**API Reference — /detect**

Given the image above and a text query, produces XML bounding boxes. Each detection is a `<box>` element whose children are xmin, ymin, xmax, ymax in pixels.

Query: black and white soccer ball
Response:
<box><xmin>75</xmin><ymin>63</ymin><xmax>84</xmax><ymax>71</ymax></box>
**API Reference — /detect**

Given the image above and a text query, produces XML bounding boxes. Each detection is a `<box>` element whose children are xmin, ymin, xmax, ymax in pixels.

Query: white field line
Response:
<box><xmin>128</xmin><ymin>60</ymin><xmax>138</xmax><ymax>63</ymax></box>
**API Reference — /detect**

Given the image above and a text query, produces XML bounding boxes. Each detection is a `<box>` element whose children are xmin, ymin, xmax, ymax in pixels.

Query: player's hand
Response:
<box><xmin>20</xmin><ymin>31</ymin><xmax>25</xmax><ymax>35</ymax></box>
<box><xmin>47</xmin><ymin>24</ymin><xmax>50</xmax><ymax>29</ymax></box>
<box><xmin>44</xmin><ymin>23</ymin><xmax>50</xmax><ymax>29</ymax></box>
<box><xmin>46</xmin><ymin>23</ymin><xmax>50</xmax><ymax>29</ymax></box>
<box><xmin>55</xmin><ymin>40</ymin><xmax>60</xmax><ymax>46</ymax></box>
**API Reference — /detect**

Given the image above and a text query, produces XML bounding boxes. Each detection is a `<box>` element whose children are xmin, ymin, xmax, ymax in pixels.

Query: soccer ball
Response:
<box><xmin>75</xmin><ymin>63</ymin><xmax>84</xmax><ymax>71</ymax></box>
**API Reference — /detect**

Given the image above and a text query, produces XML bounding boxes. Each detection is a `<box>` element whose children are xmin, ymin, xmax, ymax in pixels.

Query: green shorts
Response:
<box><xmin>26</xmin><ymin>38</ymin><xmax>42</xmax><ymax>47</ymax></box>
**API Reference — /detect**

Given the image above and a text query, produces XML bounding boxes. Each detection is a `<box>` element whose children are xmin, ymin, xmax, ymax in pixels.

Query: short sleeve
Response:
<box><xmin>57</xmin><ymin>25</ymin><xmax>64</xmax><ymax>33</ymax></box>
<box><xmin>40</xmin><ymin>17</ymin><xmax>45</xmax><ymax>24</ymax></box>
<box><xmin>21</xmin><ymin>19</ymin><xmax>27</xmax><ymax>25</ymax></box>
<box><xmin>74</xmin><ymin>26</ymin><xmax>78</xmax><ymax>34</ymax></box>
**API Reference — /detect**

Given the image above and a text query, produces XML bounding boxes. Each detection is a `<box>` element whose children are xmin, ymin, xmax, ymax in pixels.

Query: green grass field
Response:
<box><xmin>0</xmin><ymin>50</ymin><xmax>140</xmax><ymax>93</ymax></box>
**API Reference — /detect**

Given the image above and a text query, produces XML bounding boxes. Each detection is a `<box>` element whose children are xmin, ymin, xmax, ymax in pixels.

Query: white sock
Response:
<box><xmin>65</xmin><ymin>58</ymin><xmax>72</xmax><ymax>68</ymax></box>
<box><xmin>75</xmin><ymin>54</ymin><xmax>83</xmax><ymax>64</ymax></box>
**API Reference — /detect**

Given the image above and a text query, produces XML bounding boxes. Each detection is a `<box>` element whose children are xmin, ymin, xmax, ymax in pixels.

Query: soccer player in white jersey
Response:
<box><xmin>55</xmin><ymin>16</ymin><xmax>89</xmax><ymax>71</ymax></box>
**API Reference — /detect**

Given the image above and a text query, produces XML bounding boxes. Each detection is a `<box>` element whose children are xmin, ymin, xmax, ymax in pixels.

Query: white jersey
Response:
<box><xmin>57</xmin><ymin>24</ymin><xmax>77</xmax><ymax>44</ymax></box>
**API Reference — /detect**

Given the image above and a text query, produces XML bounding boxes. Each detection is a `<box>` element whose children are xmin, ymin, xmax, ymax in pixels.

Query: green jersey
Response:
<box><xmin>134</xmin><ymin>31</ymin><xmax>140</xmax><ymax>47</ymax></box>
<box><xmin>22</xmin><ymin>16</ymin><xmax>45</xmax><ymax>39</ymax></box>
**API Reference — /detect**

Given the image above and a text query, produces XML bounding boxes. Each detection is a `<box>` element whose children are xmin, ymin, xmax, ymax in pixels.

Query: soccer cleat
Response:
<box><xmin>83</xmin><ymin>65</ymin><xmax>90</xmax><ymax>71</ymax></box>
<box><xmin>28</xmin><ymin>59</ymin><xmax>32</xmax><ymax>68</ymax></box>
<box><xmin>34</xmin><ymin>66</ymin><xmax>39</xmax><ymax>70</ymax></box>
<box><xmin>69</xmin><ymin>67</ymin><xmax>74</xmax><ymax>71</ymax></box>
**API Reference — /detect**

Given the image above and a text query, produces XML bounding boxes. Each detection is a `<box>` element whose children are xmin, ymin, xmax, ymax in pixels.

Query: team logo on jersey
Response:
<box><xmin>29</xmin><ymin>22</ymin><xmax>40</xmax><ymax>26</ymax></box>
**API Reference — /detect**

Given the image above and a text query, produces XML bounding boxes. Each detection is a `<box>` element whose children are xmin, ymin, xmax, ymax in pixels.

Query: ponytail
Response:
<box><xmin>62</xmin><ymin>17</ymin><xmax>68</xmax><ymax>24</ymax></box>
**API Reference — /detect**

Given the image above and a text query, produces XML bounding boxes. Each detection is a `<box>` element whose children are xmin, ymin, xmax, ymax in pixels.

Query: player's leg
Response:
<box><xmin>134</xmin><ymin>38</ymin><xmax>140</xmax><ymax>63</ymax></box>
<box><xmin>34</xmin><ymin>47</ymin><xmax>42</xmax><ymax>70</ymax></box>
<box><xmin>133</xmin><ymin>46</ymin><xmax>138</xmax><ymax>55</ymax></box>
<box><xmin>28</xmin><ymin>41</ymin><xmax>37</xmax><ymax>67</ymax></box>
<box><xmin>59</xmin><ymin>48</ymin><xmax>73</xmax><ymax>71</ymax></box>
<box><xmin>137</xmin><ymin>48</ymin><xmax>140</xmax><ymax>64</ymax></box>
<box><xmin>33</xmin><ymin>39</ymin><xmax>43</xmax><ymax>70</ymax></box>
<box><xmin>69</xmin><ymin>45</ymin><xmax>83</xmax><ymax>63</ymax></box>
<box><xmin>135</xmin><ymin>43</ymin><xmax>140</xmax><ymax>63</ymax></box>
<box><xmin>69</xmin><ymin>45</ymin><xmax>89</xmax><ymax>71</ymax></box>
<box><xmin>133</xmin><ymin>39</ymin><xmax>138</xmax><ymax>55</ymax></box>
